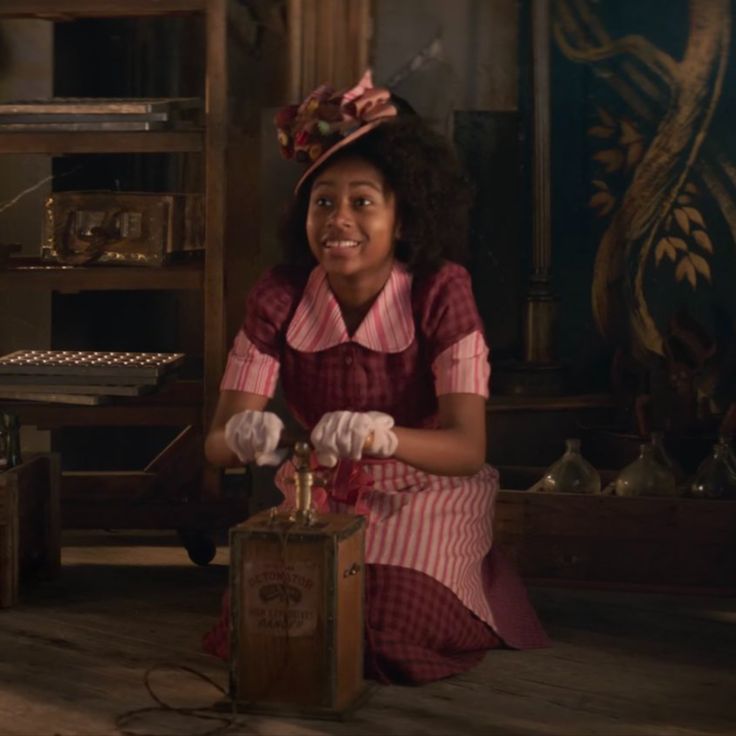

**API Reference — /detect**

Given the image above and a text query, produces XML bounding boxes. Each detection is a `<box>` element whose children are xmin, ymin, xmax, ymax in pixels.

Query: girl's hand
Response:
<box><xmin>310</xmin><ymin>410</ymin><xmax>398</xmax><ymax>467</ymax></box>
<box><xmin>224</xmin><ymin>410</ymin><xmax>288</xmax><ymax>466</ymax></box>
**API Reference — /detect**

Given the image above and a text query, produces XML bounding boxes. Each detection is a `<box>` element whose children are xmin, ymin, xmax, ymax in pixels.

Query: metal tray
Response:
<box><xmin>0</xmin><ymin>350</ymin><xmax>185</xmax><ymax>381</ymax></box>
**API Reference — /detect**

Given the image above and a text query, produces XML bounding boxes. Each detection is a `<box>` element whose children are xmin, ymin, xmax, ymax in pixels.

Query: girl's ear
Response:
<box><xmin>394</xmin><ymin>222</ymin><xmax>402</xmax><ymax>240</ymax></box>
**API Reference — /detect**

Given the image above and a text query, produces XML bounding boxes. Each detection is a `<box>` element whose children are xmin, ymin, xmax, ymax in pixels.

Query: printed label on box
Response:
<box><xmin>243</xmin><ymin>560</ymin><xmax>319</xmax><ymax>637</ymax></box>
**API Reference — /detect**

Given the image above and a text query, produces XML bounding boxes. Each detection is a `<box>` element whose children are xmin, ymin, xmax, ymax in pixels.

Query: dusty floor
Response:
<box><xmin>0</xmin><ymin>531</ymin><xmax>734</xmax><ymax>736</ymax></box>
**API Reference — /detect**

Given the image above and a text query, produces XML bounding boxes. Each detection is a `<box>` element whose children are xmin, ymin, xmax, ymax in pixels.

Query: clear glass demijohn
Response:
<box><xmin>614</xmin><ymin>443</ymin><xmax>677</xmax><ymax>497</ymax></box>
<box><xmin>689</xmin><ymin>439</ymin><xmax>736</xmax><ymax>500</ymax></box>
<box><xmin>718</xmin><ymin>434</ymin><xmax>736</xmax><ymax>477</ymax></box>
<box><xmin>536</xmin><ymin>438</ymin><xmax>601</xmax><ymax>495</ymax></box>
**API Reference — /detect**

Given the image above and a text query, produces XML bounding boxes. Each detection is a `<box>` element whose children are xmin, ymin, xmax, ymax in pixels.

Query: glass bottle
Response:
<box><xmin>614</xmin><ymin>443</ymin><xmax>677</xmax><ymax>497</ymax></box>
<box><xmin>535</xmin><ymin>438</ymin><xmax>601</xmax><ymax>495</ymax></box>
<box><xmin>689</xmin><ymin>440</ymin><xmax>736</xmax><ymax>500</ymax></box>
<box><xmin>717</xmin><ymin>434</ymin><xmax>736</xmax><ymax>478</ymax></box>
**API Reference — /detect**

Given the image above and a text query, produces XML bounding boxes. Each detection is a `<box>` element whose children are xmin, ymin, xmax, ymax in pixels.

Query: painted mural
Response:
<box><xmin>551</xmin><ymin>0</ymin><xmax>736</xmax><ymax>436</ymax></box>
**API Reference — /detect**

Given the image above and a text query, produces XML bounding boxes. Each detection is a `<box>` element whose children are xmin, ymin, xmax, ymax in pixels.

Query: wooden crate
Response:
<box><xmin>495</xmin><ymin>487</ymin><xmax>736</xmax><ymax>593</ymax></box>
<box><xmin>0</xmin><ymin>454</ymin><xmax>61</xmax><ymax>607</ymax></box>
<box><xmin>229</xmin><ymin>510</ymin><xmax>368</xmax><ymax>719</ymax></box>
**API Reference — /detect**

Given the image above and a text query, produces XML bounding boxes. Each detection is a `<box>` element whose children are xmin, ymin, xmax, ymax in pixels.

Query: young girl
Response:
<box><xmin>204</xmin><ymin>71</ymin><xmax>548</xmax><ymax>684</ymax></box>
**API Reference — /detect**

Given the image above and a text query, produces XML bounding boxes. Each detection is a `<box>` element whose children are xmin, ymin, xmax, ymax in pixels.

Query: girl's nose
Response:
<box><xmin>327</xmin><ymin>199</ymin><xmax>354</xmax><ymax>227</ymax></box>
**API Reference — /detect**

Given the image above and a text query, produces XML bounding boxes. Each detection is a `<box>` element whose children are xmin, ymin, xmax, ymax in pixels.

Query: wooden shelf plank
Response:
<box><xmin>0</xmin><ymin>0</ymin><xmax>207</xmax><ymax>19</ymax></box>
<box><xmin>488</xmin><ymin>393</ymin><xmax>615</xmax><ymax>413</ymax></box>
<box><xmin>0</xmin><ymin>380</ymin><xmax>203</xmax><ymax>428</ymax></box>
<box><xmin>0</xmin><ymin>131</ymin><xmax>202</xmax><ymax>154</ymax></box>
<box><xmin>0</xmin><ymin>259</ymin><xmax>203</xmax><ymax>291</ymax></box>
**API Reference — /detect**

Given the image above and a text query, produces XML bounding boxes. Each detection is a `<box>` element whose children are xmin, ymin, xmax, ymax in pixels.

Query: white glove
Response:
<box><xmin>224</xmin><ymin>410</ymin><xmax>288</xmax><ymax>466</ymax></box>
<box><xmin>310</xmin><ymin>410</ymin><xmax>398</xmax><ymax>468</ymax></box>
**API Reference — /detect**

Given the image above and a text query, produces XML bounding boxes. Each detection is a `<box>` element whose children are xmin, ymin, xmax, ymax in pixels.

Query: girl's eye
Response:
<box><xmin>353</xmin><ymin>196</ymin><xmax>372</xmax><ymax>207</ymax></box>
<box><xmin>313</xmin><ymin>196</ymin><xmax>332</xmax><ymax>207</ymax></box>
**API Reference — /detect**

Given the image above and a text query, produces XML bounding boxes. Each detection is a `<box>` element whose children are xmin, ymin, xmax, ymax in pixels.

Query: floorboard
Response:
<box><xmin>0</xmin><ymin>531</ymin><xmax>734</xmax><ymax>736</ymax></box>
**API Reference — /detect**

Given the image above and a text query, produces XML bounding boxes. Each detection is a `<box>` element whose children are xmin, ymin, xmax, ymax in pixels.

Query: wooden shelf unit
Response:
<box><xmin>0</xmin><ymin>0</ymin><xmax>208</xmax><ymax>19</ymax></box>
<box><xmin>0</xmin><ymin>259</ymin><xmax>204</xmax><ymax>291</ymax></box>
<box><xmin>0</xmin><ymin>131</ymin><xmax>202</xmax><ymax>154</ymax></box>
<box><xmin>0</xmin><ymin>1</ymin><xmax>235</xmax><ymax>546</ymax></box>
<box><xmin>3</xmin><ymin>380</ymin><xmax>203</xmax><ymax>429</ymax></box>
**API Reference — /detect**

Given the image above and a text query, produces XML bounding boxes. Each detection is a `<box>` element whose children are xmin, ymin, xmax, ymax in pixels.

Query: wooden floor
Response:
<box><xmin>1</xmin><ymin>532</ymin><xmax>735</xmax><ymax>736</ymax></box>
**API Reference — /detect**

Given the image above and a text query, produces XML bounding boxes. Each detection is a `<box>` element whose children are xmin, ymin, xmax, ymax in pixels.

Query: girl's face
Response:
<box><xmin>306</xmin><ymin>155</ymin><xmax>398</xmax><ymax>280</ymax></box>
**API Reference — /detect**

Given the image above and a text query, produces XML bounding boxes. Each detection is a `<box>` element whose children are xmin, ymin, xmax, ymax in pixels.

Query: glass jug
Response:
<box><xmin>689</xmin><ymin>440</ymin><xmax>736</xmax><ymax>499</ymax></box>
<box><xmin>614</xmin><ymin>443</ymin><xmax>677</xmax><ymax>497</ymax></box>
<box><xmin>535</xmin><ymin>438</ymin><xmax>601</xmax><ymax>495</ymax></box>
<box><xmin>718</xmin><ymin>434</ymin><xmax>736</xmax><ymax>477</ymax></box>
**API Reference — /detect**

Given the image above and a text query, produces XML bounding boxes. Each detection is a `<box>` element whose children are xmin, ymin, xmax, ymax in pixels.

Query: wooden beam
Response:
<box><xmin>202</xmin><ymin>0</ymin><xmax>227</xmax><ymax>498</ymax></box>
<box><xmin>0</xmin><ymin>131</ymin><xmax>202</xmax><ymax>155</ymax></box>
<box><xmin>0</xmin><ymin>0</ymin><xmax>206</xmax><ymax>19</ymax></box>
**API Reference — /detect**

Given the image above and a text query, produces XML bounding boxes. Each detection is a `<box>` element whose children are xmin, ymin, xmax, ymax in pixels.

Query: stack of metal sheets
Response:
<box><xmin>0</xmin><ymin>98</ymin><xmax>202</xmax><ymax>131</ymax></box>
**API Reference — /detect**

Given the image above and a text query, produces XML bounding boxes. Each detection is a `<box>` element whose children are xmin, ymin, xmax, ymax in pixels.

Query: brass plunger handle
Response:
<box><xmin>292</xmin><ymin>441</ymin><xmax>314</xmax><ymax>524</ymax></box>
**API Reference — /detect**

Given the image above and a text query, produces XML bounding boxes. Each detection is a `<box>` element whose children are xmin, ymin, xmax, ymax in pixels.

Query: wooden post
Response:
<box><xmin>0</xmin><ymin>454</ymin><xmax>60</xmax><ymax>608</ymax></box>
<box><xmin>524</xmin><ymin>0</ymin><xmax>558</xmax><ymax>365</ymax></box>
<box><xmin>202</xmin><ymin>0</ymin><xmax>228</xmax><ymax>497</ymax></box>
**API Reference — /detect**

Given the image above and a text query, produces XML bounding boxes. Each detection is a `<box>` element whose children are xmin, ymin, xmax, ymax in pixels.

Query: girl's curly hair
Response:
<box><xmin>280</xmin><ymin>117</ymin><xmax>473</xmax><ymax>275</ymax></box>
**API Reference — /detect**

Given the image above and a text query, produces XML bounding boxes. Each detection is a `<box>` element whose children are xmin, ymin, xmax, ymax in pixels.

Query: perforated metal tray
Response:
<box><xmin>0</xmin><ymin>350</ymin><xmax>184</xmax><ymax>382</ymax></box>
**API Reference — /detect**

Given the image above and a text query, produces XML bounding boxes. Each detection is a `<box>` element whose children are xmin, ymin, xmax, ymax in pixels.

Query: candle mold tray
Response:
<box><xmin>0</xmin><ymin>350</ymin><xmax>184</xmax><ymax>384</ymax></box>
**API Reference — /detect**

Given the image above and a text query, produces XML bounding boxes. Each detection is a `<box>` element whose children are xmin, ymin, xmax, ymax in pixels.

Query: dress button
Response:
<box><xmin>345</xmin><ymin>355</ymin><xmax>353</xmax><ymax>366</ymax></box>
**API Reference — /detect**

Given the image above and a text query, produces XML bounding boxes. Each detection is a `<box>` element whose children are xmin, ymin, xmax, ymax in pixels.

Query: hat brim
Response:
<box><xmin>294</xmin><ymin>119</ymin><xmax>386</xmax><ymax>194</ymax></box>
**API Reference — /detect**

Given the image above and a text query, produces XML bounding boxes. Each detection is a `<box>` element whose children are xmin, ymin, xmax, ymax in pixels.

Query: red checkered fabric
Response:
<box><xmin>243</xmin><ymin>261</ymin><xmax>485</xmax><ymax>429</ymax></box>
<box><xmin>364</xmin><ymin>564</ymin><xmax>502</xmax><ymax>684</ymax></box>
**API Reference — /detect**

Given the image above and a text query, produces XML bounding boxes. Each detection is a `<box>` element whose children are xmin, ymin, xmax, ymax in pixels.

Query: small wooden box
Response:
<box><xmin>495</xmin><ymin>488</ymin><xmax>736</xmax><ymax>593</ymax></box>
<box><xmin>42</xmin><ymin>191</ymin><xmax>204</xmax><ymax>266</ymax></box>
<box><xmin>229</xmin><ymin>510</ymin><xmax>367</xmax><ymax>718</ymax></box>
<box><xmin>0</xmin><ymin>454</ymin><xmax>61</xmax><ymax>607</ymax></box>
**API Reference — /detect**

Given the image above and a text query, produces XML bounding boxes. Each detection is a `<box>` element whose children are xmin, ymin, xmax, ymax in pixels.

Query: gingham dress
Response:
<box><xmin>214</xmin><ymin>260</ymin><xmax>548</xmax><ymax>682</ymax></box>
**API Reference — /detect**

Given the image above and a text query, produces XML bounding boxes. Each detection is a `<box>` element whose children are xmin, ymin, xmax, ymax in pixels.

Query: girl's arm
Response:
<box><xmin>204</xmin><ymin>389</ymin><xmax>270</xmax><ymax>467</ymax></box>
<box><xmin>391</xmin><ymin>392</ymin><xmax>487</xmax><ymax>476</ymax></box>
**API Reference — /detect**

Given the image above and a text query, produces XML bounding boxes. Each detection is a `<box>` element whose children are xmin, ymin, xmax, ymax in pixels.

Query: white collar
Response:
<box><xmin>286</xmin><ymin>262</ymin><xmax>415</xmax><ymax>353</ymax></box>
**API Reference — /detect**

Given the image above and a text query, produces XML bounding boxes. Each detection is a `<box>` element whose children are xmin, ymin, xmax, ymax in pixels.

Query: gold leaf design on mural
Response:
<box><xmin>677</xmin><ymin>193</ymin><xmax>693</xmax><ymax>205</ymax></box>
<box><xmin>619</xmin><ymin>120</ymin><xmax>643</xmax><ymax>145</ymax></box>
<box><xmin>674</xmin><ymin>208</ymin><xmax>691</xmax><ymax>234</ymax></box>
<box><xmin>682</xmin><ymin>206</ymin><xmax>705</xmax><ymax>227</ymax></box>
<box><xmin>592</xmin><ymin>179</ymin><xmax>609</xmax><ymax>190</ymax></box>
<box><xmin>588</xmin><ymin>125</ymin><xmax>615</xmax><ymax>138</ymax></box>
<box><xmin>655</xmin><ymin>238</ymin><xmax>677</xmax><ymax>264</ymax></box>
<box><xmin>596</xmin><ymin>106</ymin><xmax>615</xmax><ymax>128</ymax></box>
<box><xmin>689</xmin><ymin>252</ymin><xmax>712</xmax><ymax>280</ymax></box>
<box><xmin>675</xmin><ymin>257</ymin><xmax>697</xmax><ymax>288</ymax></box>
<box><xmin>669</xmin><ymin>236</ymin><xmax>688</xmax><ymax>251</ymax></box>
<box><xmin>655</xmin><ymin>236</ymin><xmax>687</xmax><ymax>264</ymax></box>
<box><xmin>693</xmin><ymin>229</ymin><xmax>713</xmax><ymax>253</ymax></box>
<box><xmin>593</xmin><ymin>149</ymin><xmax>624</xmax><ymax>173</ymax></box>
<box><xmin>589</xmin><ymin>191</ymin><xmax>616</xmax><ymax>216</ymax></box>
<box><xmin>684</xmin><ymin>182</ymin><xmax>699</xmax><ymax>195</ymax></box>
<box><xmin>554</xmin><ymin>0</ymin><xmax>729</xmax><ymax>361</ymax></box>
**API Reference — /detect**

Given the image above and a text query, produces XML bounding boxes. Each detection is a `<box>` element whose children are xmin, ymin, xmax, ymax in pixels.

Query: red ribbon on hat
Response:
<box><xmin>274</xmin><ymin>69</ymin><xmax>398</xmax><ymax>163</ymax></box>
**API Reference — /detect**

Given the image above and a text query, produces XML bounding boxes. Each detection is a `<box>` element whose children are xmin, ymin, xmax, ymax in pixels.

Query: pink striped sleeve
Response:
<box><xmin>432</xmin><ymin>330</ymin><xmax>490</xmax><ymax>398</ymax></box>
<box><xmin>220</xmin><ymin>329</ymin><xmax>280</xmax><ymax>397</ymax></box>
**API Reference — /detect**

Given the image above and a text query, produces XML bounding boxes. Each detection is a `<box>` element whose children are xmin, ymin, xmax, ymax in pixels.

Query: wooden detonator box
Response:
<box><xmin>229</xmin><ymin>443</ymin><xmax>367</xmax><ymax>718</ymax></box>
